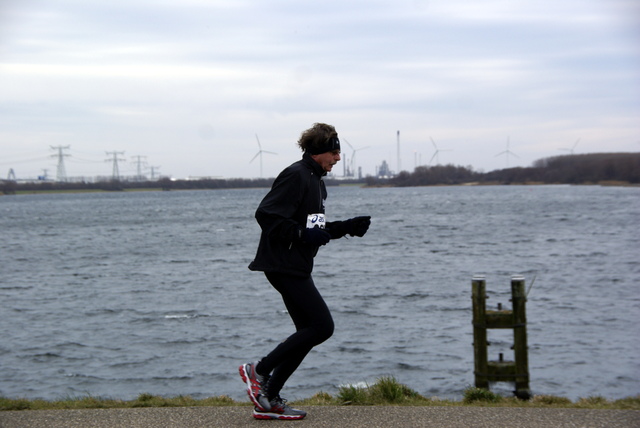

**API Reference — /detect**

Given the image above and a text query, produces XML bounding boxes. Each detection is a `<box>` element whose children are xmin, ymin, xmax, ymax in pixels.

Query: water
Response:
<box><xmin>1</xmin><ymin>185</ymin><xmax>638</xmax><ymax>401</ymax></box>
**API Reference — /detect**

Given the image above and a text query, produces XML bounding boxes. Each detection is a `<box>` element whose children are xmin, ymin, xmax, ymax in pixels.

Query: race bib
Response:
<box><xmin>306</xmin><ymin>213</ymin><xmax>326</xmax><ymax>229</ymax></box>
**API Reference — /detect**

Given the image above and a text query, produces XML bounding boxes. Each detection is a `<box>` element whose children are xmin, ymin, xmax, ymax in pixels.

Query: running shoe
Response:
<box><xmin>238</xmin><ymin>362</ymin><xmax>271</xmax><ymax>411</ymax></box>
<box><xmin>252</xmin><ymin>396</ymin><xmax>307</xmax><ymax>420</ymax></box>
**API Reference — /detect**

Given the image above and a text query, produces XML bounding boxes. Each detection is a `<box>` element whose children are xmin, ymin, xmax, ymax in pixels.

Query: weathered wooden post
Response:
<box><xmin>510</xmin><ymin>275</ymin><xmax>530</xmax><ymax>399</ymax></box>
<box><xmin>471</xmin><ymin>275</ymin><xmax>489</xmax><ymax>390</ymax></box>
<box><xmin>472</xmin><ymin>275</ymin><xmax>531</xmax><ymax>399</ymax></box>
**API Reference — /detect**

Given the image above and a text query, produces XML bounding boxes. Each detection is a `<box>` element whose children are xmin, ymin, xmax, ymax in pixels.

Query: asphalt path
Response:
<box><xmin>1</xmin><ymin>406</ymin><xmax>638</xmax><ymax>428</ymax></box>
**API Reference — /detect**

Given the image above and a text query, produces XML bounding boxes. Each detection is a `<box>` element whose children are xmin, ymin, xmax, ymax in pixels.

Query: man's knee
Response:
<box><xmin>314</xmin><ymin>319</ymin><xmax>334</xmax><ymax>344</ymax></box>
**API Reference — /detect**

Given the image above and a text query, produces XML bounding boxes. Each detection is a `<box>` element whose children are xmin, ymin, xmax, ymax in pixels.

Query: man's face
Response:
<box><xmin>311</xmin><ymin>150</ymin><xmax>341</xmax><ymax>173</ymax></box>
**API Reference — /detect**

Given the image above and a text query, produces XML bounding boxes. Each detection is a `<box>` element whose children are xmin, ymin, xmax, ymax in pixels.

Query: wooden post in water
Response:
<box><xmin>471</xmin><ymin>275</ymin><xmax>489</xmax><ymax>390</ymax></box>
<box><xmin>471</xmin><ymin>275</ymin><xmax>531</xmax><ymax>399</ymax></box>
<box><xmin>510</xmin><ymin>275</ymin><xmax>530</xmax><ymax>399</ymax></box>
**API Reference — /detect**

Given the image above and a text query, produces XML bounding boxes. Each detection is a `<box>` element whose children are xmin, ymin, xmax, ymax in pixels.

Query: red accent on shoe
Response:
<box><xmin>238</xmin><ymin>363</ymin><xmax>269</xmax><ymax>412</ymax></box>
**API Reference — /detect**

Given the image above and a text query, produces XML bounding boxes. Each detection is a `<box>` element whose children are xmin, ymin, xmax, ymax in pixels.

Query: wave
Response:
<box><xmin>1</xmin><ymin>186</ymin><xmax>638</xmax><ymax>402</ymax></box>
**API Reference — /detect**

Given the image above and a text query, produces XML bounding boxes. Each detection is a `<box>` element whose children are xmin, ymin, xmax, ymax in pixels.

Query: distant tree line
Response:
<box><xmin>374</xmin><ymin>153</ymin><xmax>640</xmax><ymax>187</ymax></box>
<box><xmin>385</xmin><ymin>164</ymin><xmax>478</xmax><ymax>187</ymax></box>
<box><xmin>2</xmin><ymin>153</ymin><xmax>638</xmax><ymax>194</ymax></box>
<box><xmin>527</xmin><ymin>153</ymin><xmax>640</xmax><ymax>184</ymax></box>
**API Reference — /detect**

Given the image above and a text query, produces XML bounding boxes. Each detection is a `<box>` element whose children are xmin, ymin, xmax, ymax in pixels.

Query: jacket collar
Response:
<box><xmin>302</xmin><ymin>152</ymin><xmax>327</xmax><ymax>177</ymax></box>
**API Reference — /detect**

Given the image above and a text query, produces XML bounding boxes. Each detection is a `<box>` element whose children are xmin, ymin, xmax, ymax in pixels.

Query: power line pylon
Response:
<box><xmin>105</xmin><ymin>151</ymin><xmax>126</xmax><ymax>181</ymax></box>
<box><xmin>149</xmin><ymin>166</ymin><xmax>161</xmax><ymax>180</ymax></box>
<box><xmin>131</xmin><ymin>155</ymin><xmax>147</xmax><ymax>181</ymax></box>
<box><xmin>50</xmin><ymin>145</ymin><xmax>70</xmax><ymax>182</ymax></box>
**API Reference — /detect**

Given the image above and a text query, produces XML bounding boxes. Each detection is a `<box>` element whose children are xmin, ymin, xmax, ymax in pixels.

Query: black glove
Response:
<box><xmin>346</xmin><ymin>216</ymin><xmax>371</xmax><ymax>237</ymax></box>
<box><xmin>302</xmin><ymin>227</ymin><xmax>331</xmax><ymax>246</ymax></box>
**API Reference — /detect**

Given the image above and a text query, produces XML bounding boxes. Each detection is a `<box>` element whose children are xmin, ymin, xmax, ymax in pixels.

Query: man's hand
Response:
<box><xmin>302</xmin><ymin>227</ymin><xmax>331</xmax><ymax>246</ymax></box>
<box><xmin>347</xmin><ymin>216</ymin><xmax>371</xmax><ymax>237</ymax></box>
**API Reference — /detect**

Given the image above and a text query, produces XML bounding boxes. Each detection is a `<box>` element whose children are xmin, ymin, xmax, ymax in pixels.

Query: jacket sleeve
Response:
<box><xmin>255</xmin><ymin>167</ymin><xmax>306</xmax><ymax>242</ymax></box>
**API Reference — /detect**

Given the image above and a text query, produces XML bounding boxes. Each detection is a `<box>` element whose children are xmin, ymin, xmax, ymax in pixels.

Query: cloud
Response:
<box><xmin>0</xmin><ymin>0</ymin><xmax>638</xmax><ymax>179</ymax></box>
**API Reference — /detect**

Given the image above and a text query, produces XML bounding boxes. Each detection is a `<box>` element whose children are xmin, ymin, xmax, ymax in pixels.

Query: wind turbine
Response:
<box><xmin>250</xmin><ymin>134</ymin><xmax>277</xmax><ymax>177</ymax></box>
<box><xmin>559</xmin><ymin>138</ymin><xmax>580</xmax><ymax>155</ymax></box>
<box><xmin>428</xmin><ymin>137</ymin><xmax>452</xmax><ymax>166</ymax></box>
<box><xmin>343</xmin><ymin>139</ymin><xmax>369</xmax><ymax>178</ymax></box>
<box><xmin>495</xmin><ymin>136</ymin><xmax>519</xmax><ymax>168</ymax></box>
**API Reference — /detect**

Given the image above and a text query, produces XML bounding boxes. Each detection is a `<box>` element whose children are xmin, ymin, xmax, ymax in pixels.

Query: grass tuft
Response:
<box><xmin>1</xmin><ymin>398</ymin><xmax>32</xmax><ymax>411</ymax></box>
<box><xmin>531</xmin><ymin>395</ymin><xmax>572</xmax><ymax>406</ymax></box>
<box><xmin>462</xmin><ymin>387</ymin><xmax>503</xmax><ymax>404</ymax></box>
<box><xmin>337</xmin><ymin>383</ymin><xmax>370</xmax><ymax>405</ymax></box>
<box><xmin>337</xmin><ymin>376</ymin><xmax>432</xmax><ymax>406</ymax></box>
<box><xmin>613</xmin><ymin>396</ymin><xmax>640</xmax><ymax>410</ymax></box>
<box><xmin>575</xmin><ymin>396</ymin><xmax>615</xmax><ymax>409</ymax></box>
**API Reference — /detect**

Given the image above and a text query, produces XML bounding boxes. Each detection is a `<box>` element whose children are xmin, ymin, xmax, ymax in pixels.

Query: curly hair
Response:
<box><xmin>297</xmin><ymin>123</ymin><xmax>339</xmax><ymax>154</ymax></box>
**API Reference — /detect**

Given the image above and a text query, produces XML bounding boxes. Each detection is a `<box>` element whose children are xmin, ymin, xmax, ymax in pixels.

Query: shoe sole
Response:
<box><xmin>253</xmin><ymin>410</ymin><xmax>306</xmax><ymax>420</ymax></box>
<box><xmin>238</xmin><ymin>364</ymin><xmax>268</xmax><ymax>412</ymax></box>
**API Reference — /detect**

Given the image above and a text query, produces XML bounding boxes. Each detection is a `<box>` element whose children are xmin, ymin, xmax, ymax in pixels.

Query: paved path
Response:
<box><xmin>1</xmin><ymin>406</ymin><xmax>638</xmax><ymax>428</ymax></box>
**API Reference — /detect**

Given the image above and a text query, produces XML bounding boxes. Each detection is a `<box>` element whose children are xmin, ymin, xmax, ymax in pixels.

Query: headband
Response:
<box><xmin>307</xmin><ymin>136</ymin><xmax>341</xmax><ymax>155</ymax></box>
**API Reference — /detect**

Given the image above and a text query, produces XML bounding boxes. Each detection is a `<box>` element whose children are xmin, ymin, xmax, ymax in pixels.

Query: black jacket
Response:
<box><xmin>248</xmin><ymin>153</ymin><xmax>347</xmax><ymax>277</ymax></box>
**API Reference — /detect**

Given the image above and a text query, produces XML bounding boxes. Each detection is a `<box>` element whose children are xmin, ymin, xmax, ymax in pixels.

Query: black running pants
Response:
<box><xmin>258</xmin><ymin>272</ymin><xmax>334</xmax><ymax>399</ymax></box>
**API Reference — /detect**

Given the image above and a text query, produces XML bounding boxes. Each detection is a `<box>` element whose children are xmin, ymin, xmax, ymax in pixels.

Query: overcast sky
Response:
<box><xmin>1</xmin><ymin>0</ymin><xmax>638</xmax><ymax>180</ymax></box>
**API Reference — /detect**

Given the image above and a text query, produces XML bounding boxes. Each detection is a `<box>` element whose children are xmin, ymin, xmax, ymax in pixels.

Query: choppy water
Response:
<box><xmin>1</xmin><ymin>185</ymin><xmax>638</xmax><ymax>401</ymax></box>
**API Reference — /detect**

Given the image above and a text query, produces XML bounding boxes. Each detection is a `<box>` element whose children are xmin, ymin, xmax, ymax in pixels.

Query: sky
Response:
<box><xmin>1</xmin><ymin>0</ymin><xmax>639</xmax><ymax>180</ymax></box>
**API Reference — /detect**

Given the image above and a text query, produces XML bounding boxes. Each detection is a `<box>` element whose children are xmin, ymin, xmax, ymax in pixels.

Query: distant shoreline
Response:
<box><xmin>2</xmin><ymin>180</ymin><xmax>638</xmax><ymax>196</ymax></box>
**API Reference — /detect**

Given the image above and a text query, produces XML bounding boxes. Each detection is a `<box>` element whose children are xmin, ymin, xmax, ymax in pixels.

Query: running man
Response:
<box><xmin>239</xmin><ymin>123</ymin><xmax>371</xmax><ymax>420</ymax></box>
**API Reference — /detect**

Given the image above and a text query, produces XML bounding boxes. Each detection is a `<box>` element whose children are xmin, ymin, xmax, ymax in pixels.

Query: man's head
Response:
<box><xmin>298</xmin><ymin>122</ymin><xmax>341</xmax><ymax>173</ymax></box>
